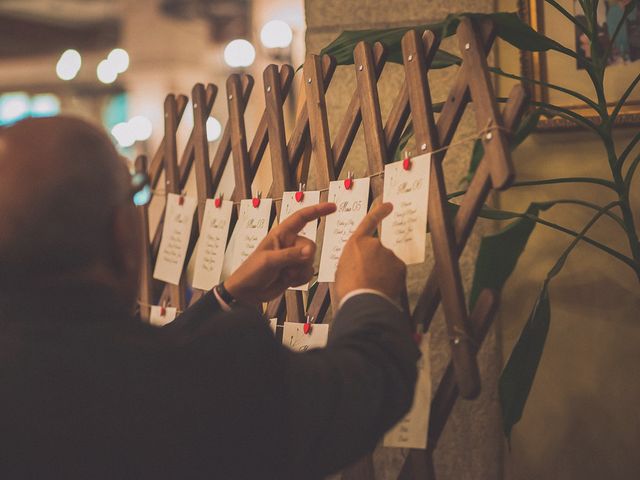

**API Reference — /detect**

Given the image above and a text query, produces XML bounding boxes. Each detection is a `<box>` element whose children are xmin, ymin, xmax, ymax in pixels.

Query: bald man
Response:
<box><xmin>0</xmin><ymin>117</ymin><xmax>419</xmax><ymax>480</ymax></box>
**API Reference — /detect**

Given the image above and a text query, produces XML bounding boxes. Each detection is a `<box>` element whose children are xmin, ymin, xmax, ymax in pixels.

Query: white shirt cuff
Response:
<box><xmin>337</xmin><ymin>288</ymin><xmax>402</xmax><ymax>312</ymax></box>
<box><xmin>212</xmin><ymin>287</ymin><xmax>233</xmax><ymax>312</ymax></box>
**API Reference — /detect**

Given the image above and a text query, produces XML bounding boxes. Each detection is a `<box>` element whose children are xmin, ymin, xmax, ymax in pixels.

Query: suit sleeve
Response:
<box><xmin>281</xmin><ymin>293</ymin><xmax>420</xmax><ymax>477</ymax></box>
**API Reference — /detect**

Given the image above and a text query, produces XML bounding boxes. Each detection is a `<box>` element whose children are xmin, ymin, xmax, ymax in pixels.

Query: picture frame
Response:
<box><xmin>518</xmin><ymin>0</ymin><xmax>640</xmax><ymax>129</ymax></box>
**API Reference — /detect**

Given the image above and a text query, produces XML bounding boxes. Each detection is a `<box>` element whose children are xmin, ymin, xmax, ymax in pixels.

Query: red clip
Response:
<box><xmin>303</xmin><ymin>316</ymin><xmax>314</xmax><ymax>335</ymax></box>
<box><xmin>178</xmin><ymin>195</ymin><xmax>185</xmax><ymax>206</ymax></box>
<box><xmin>160</xmin><ymin>299</ymin><xmax>168</xmax><ymax>317</ymax></box>
<box><xmin>252</xmin><ymin>191</ymin><xmax>262</xmax><ymax>208</ymax></box>
<box><xmin>295</xmin><ymin>183</ymin><xmax>305</xmax><ymax>203</ymax></box>
<box><xmin>343</xmin><ymin>172</ymin><xmax>354</xmax><ymax>190</ymax></box>
<box><xmin>214</xmin><ymin>194</ymin><xmax>223</xmax><ymax>208</ymax></box>
<box><xmin>403</xmin><ymin>157</ymin><xmax>412</xmax><ymax>171</ymax></box>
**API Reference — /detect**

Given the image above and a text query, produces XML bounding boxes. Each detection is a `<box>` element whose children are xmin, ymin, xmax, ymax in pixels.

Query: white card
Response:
<box><xmin>280</xmin><ymin>190</ymin><xmax>321</xmax><ymax>291</ymax></box>
<box><xmin>192</xmin><ymin>199</ymin><xmax>233</xmax><ymax>290</ymax></box>
<box><xmin>227</xmin><ymin>198</ymin><xmax>273</xmax><ymax>274</ymax></box>
<box><xmin>149</xmin><ymin>305</ymin><xmax>178</xmax><ymax>327</ymax></box>
<box><xmin>153</xmin><ymin>193</ymin><xmax>198</xmax><ymax>285</ymax></box>
<box><xmin>268</xmin><ymin>318</ymin><xmax>278</xmax><ymax>335</ymax></box>
<box><xmin>282</xmin><ymin>322</ymin><xmax>329</xmax><ymax>352</ymax></box>
<box><xmin>383</xmin><ymin>333</ymin><xmax>432</xmax><ymax>449</ymax></box>
<box><xmin>381</xmin><ymin>154</ymin><xmax>431</xmax><ymax>265</ymax></box>
<box><xmin>318</xmin><ymin>178</ymin><xmax>370</xmax><ymax>283</ymax></box>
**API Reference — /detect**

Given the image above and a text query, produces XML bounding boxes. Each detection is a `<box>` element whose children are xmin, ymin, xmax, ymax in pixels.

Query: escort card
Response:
<box><xmin>318</xmin><ymin>177</ymin><xmax>370</xmax><ymax>283</ymax></box>
<box><xmin>381</xmin><ymin>153</ymin><xmax>431</xmax><ymax>265</ymax></box>
<box><xmin>282</xmin><ymin>322</ymin><xmax>330</xmax><ymax>352</ymax></box>
<box><xmin>383</xmin><ymin>333</ymin><xmax>432</xmax><ymax>449</ymax></box>
<box><xmin>227</xmin><ymin>198</ymin><xmax>273</xmax><ymax>274</ymax></box>
<box><xmin>149</xmin><ymin>305</ymin><xmax>178</xmax><ymax>327</ymax></box>
<box><xmin>192</xmin><ymin>199</ymin><xmax>233</xmax><ymax>290</ymax></box>
<box><xmin>153</xmin><ymin>193</ymin><xmax>198</xmax><ymax>285</ymax></box>
<box><xmin>280</xmin><ymin>190</ymin><xmax>321</xmax><ymax>291</ymax></box>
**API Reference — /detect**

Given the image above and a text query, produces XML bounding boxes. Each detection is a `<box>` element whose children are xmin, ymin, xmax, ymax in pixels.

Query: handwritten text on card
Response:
<box><xmin>153</xmin><ymin>193</ymin><xmax>198</xmax><ymax>285</ymax></box>
<box><xmin>381</xmin><ymin>153</ymin><xmax>431</xmax><ymax>265</ymax></box>
<box><xmin>280</xmin><ymin>190</ymin><xmax>321</xmax><ymax>290</ymax></box>
<box><xmin>192</xmin><ymin>199</ymin><xmax>233</xmax><ymax>290</ymax></box>
<box><xmin>318</xmin><ymin>178</ymin><xmax>370</xmax><ymax>282</ymax></box>
<box><xmin>282</xmin><ymin>322</ymin><xmax>329</xmax><ymax>352</ymax></box>
<box><xmin>383</xmin><ymin>333</ymin><xmax>431</xmax><ymax>449</ymax></box>
<box><xmin>227</xmin><ymin>198</ymin><xmax>273</xmax><ymax>274</ymax></box>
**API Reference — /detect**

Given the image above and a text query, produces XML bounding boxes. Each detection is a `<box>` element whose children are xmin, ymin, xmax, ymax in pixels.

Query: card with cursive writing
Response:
<box><xmin>192</xmin><ymin>199</ymin><xmax>233</xmax><ymax>290</ymax></box>
<box><xmin>149</xmin><ymin>305</ymin><xmax>178</xmax><ymax>327</ymax></box>
<box><xmin>282</xmin><ymin>322</ymin><xmax>329</xmax><ymax>352</ymax></box>
<box><xmin>153</xmin><ymin>193</ymin><xmax>198</xmax><ymax>285</ymax></box>
<box><xmin>381</xmin><ymin>153</ymin><xmax>431</xmax><ymax>265</ymax></box>
<box><xmin>280</xmin><ymin>190</ymin><xmax>321</xmax><ymax>291</ymax></box>
<box><xmin>227</xmin><ymin>198</ymin><xmax>273</xmax><ymax>274</ymax></box>
<box><xmin>318</xmin><ymin>177</ymin><xmax>370</xmax><ymax>283</ymax></box>
<box><xmin>383</xmin><ymin>333</ymin><xmax>431</xmax><ymax>449</ymax></box>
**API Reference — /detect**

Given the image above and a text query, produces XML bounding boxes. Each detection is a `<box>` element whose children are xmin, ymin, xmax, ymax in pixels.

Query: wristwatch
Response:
<box><xmin>214</xmin><ymin>282</ymin><xmax>237</xmax><ymax>310</ymax></box>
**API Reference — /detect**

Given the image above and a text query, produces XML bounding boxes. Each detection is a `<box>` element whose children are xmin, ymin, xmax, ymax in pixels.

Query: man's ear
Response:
<box><xmin>110</xmin><ymin>204</ymin><xmax>142</xmax><ymax>290</ymax></box>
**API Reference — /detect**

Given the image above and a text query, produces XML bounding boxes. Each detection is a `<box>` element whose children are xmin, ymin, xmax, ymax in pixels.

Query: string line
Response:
<box><xmin>148</xmin><ymin>122</ymin><xmax>510</xmax><ymax>206</ymax></box>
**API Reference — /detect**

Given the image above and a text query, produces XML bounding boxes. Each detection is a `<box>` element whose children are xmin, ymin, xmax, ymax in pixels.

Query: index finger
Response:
<box><xmin>278</xmin><ymin>202</ymin><xmax>337</xmax><ymax>235</ymax></box>
<box><xmin>353</xmin><ymin>202</ymin><xmax>393</xmax><ymax>238</ymax></box>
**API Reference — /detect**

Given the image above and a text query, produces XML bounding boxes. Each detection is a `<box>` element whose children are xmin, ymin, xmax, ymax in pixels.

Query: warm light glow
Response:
<box><xmin>111</xmin><ymin>122</ymin><xmax>135</xmax><ymax>148</ymax></box>
<box><xmin>223</xmin><ymin>39</ymin><xmax>256</xmax><ymax>68</ymax></box>
<box><xmin>107</xmin><ymin>48</ymin><xmax>130</xmax><ymax>74</ymax></box>
<box><xmin>97</xmin><ymin>59</ymin><xmax>117</xmax><ymax>84</ymax></box>
<box><xmin>128</xmin><ymin>115</ymin><xmax>153</xmax><ymax>141</ymax></box>
<box><xmin>206</xmin><ymin>117</ymin><xmax>222</xmax><ymax>142</ymax></box>
<box><xmin>30</xmin><ymin>94</ymin><xmax>61</xmax><ymax>118</ymax></box>
<box><xmin>260</xmin><ymin>20</ymin><xmax>293</xmax><ymax>49</ymax></box>
<box><xmin>0</xmin><ymin>92</ymin><xmax>30</xmax><ymax>124</ymax></box>
<box><xmin>56</xmin><ymin>49</ymin><xmax>82</xmax><ymax>81</ymax></box>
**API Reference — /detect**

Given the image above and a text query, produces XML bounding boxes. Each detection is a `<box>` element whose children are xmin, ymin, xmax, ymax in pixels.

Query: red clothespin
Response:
<box><xmin>303</xmin><ymin>315</ymin><xmax>314</xmax><ymax>335</ymax></box>
<box><xmin>295</xmin><ymin>183</ymin><xmax>305</xmax><ymax>203</ymax></box>
<box><xmin>402</xmin><ymin>150</ymin><xmax>412</xmax><ymax>171</ymax></box>
<box><xmin>343</xmin><ymin>171</ymin><xmax>354</xmax><ymax>190</ymax></box>
<box><xmin>252</xmin><ymin>191</ymin><xmax>262</xmax><ymax>208</ymax></box>
<box><xmin>160</xmin><ymin>299</ymin><xmax>169</xmax><ymax>317</ymax></box>
<box><xmin>178</xmin><ymin>195</ymin><xmax>185</xmax><ymax>206</ymax></box>
<box><xmin>214</xmin><ymin>193</ymin><xmax>223</xmax><ymax>208</ymax></box>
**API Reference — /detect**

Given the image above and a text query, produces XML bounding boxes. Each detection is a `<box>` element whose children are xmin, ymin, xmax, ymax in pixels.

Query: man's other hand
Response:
<box><xmin>224</xmin><ymin>202</ymin><xmax>337</xmax><ymax>303</ymax></box>
<box><xmin>335</xmin><ymin>202</ymin><xmax>407</xmax><ymax>306</ymax></box>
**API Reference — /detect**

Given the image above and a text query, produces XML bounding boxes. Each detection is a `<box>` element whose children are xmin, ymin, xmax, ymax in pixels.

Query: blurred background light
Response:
<box><xmin>206</xmin><ymin>116</ymin><xmax>221</xmax><ymax>142</ymax></box>
<box><xmin>107</xmin><ymin>48</ymin><xmax>130</xmax><ymax>74</ymax></box>
<box><xmin>223</xmin><ymin>39</ymin><xmax>255</xmax><ymax>68</ymax></box>
<box><xmin>111</xmin><ymin>121</ymin><xmax>135</xmax><ymax>147</ymax></box>
<box><xmin>30</xmin><ymin>94</ymin><xmax>61</xmax><ymax>118</ymax></box>
<box><xmin>97</xmin><ymin>59</ymin><xmax>118</xmax><ymax>84</ymax></box>
<box><xmin>0</xmin><ymin>92</ymin><xmax>30</xmax><ymax>124</ymax></box>
<box><xmin>55</xmin><ymin>49</ymin><xmax>82</xmax><ymax>81</ymax></box>
<box><xmin>128</xmin><ymin>115</ymin><xmax>152</xmax><ymax>141</ymax></box>
<box><xmin>260</xmin><ymin>20</ymin><xmax>293</xmax><ymax>49</ymax></box>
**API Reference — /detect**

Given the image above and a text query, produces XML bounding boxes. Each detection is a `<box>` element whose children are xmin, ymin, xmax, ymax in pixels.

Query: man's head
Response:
<box><xmin>0</xmin><ymin>116</ymin><xmax>142</xmax><ymax>309</ymax></box>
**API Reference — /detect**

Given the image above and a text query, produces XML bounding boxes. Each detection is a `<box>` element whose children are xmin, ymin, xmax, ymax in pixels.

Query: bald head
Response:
<box><xmin>0</xmin><ymin>116</ymin><xmax>132</xmax><ymax>289</ymax></box>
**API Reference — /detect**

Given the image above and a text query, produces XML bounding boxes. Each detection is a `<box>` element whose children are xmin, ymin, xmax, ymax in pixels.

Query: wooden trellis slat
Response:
<box><xmin>402</xmin><ymin>29</ymin><xmax>481</xmax><ymax>400</ymax></box>
<box><xmin>135</xmin><ymin>154</ymin><xmax>153</xmax><ymax>322</ymax></box>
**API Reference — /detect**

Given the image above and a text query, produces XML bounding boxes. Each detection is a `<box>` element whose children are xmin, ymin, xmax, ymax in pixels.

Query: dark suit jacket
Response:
<box><xmin>0</xmin><ymin>284</ymin><xmax>419</xmax><ymax>479</ymax></box>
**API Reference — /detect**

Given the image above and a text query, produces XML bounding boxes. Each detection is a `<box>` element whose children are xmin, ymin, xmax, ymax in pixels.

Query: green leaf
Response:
<box><xmin>499</xmin><ymin>283</ymin><xmax>551</xmax><ymax>440</ymax></box>
<box><xmin>393</xmin><ymin>122</ymin><xmax>414</xmax><ymax>161</ymax></box>
<box><xmin>469</xmin><ymin>202</ymin><xmax>554</xmax><ymax>308</ymax></box>
<box><xmin>320</xmin><ymin>12</ymin><xmax>577</xmax><ymax>68</ymax></box>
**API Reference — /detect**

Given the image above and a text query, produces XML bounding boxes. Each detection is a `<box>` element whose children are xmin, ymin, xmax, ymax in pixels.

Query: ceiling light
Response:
<box><xmin>260</xmin><ymin>20</ymin><xmax>293</xmax><ymax>49</ymax></box>
<box><xmin>223</xmin><ymin>39</ymin><xmax>256</xmax><ymax>68</ymax></box>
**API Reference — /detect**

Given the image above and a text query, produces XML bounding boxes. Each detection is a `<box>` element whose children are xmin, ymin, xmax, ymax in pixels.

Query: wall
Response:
<box><xmin>497</xmin><ymin>2</ymin><xmax>640</xmax><ymax>478</ymax></box>
<box><xmin>305</xmin><ymin>1</ymin><xmax>503</xmax><ymax>479</ymax></box>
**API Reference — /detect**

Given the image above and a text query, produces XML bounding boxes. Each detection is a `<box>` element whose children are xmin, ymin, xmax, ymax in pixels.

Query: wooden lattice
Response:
<box><xmin>136</xmin><ymin>17</ymin><xmax>527</xmax><ymax>480</ymax></box>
